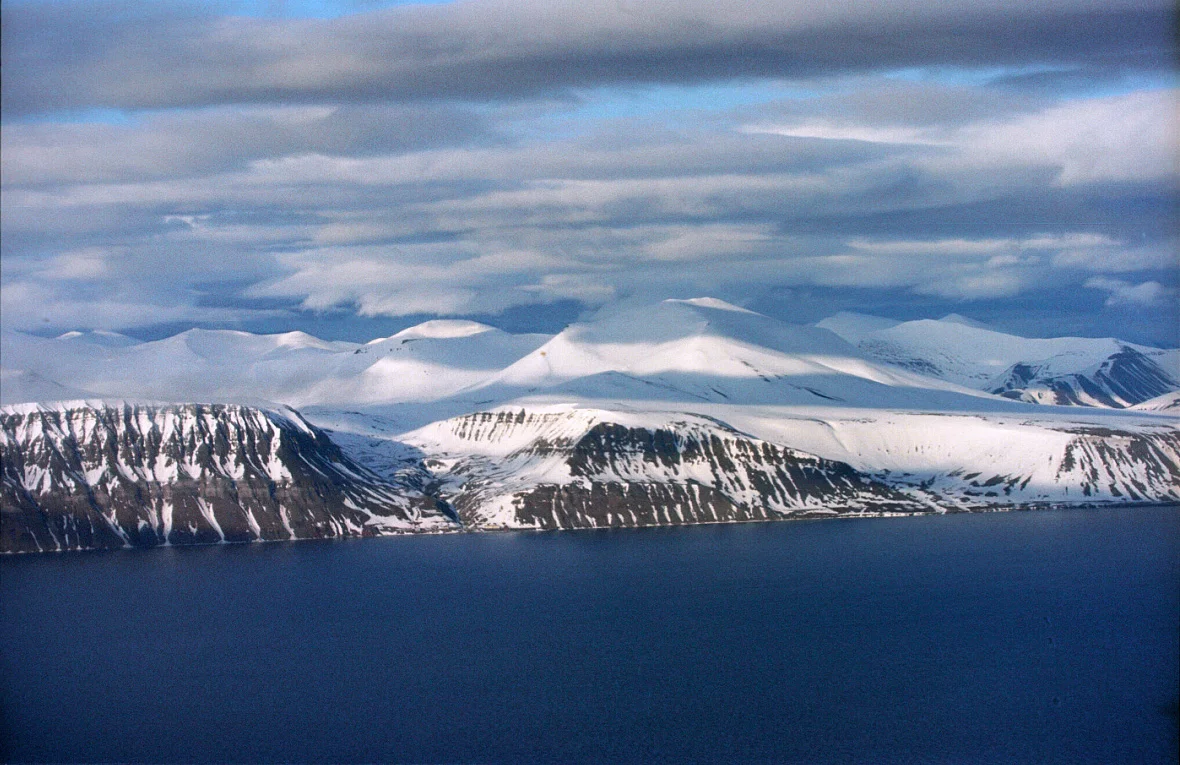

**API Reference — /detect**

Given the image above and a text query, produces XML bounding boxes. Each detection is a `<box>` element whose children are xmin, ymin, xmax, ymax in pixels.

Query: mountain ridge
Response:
<box><xmin>818</xmin><ymin>313</ymin><xmax>1179</xmax><ymax>408</ymax></box>
<box><xmin>3</xmin><ymin>300</ymin><xmax>1176</xmax><ymax>552</ymax></box>
<box><xmin>1</xmin><ymin>401</ymin><xmax>454</xmax><ymax>553</ymax></box>
<box><xmin>4</xmin><ymin>302</ymin><xmax>1176</xmax><ymax>410</ymax></box>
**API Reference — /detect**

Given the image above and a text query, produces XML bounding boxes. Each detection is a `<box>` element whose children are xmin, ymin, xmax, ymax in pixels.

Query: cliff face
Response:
<box><xmin>410</xmin><ymin>410</ymin><xmax>925</xmax><ymax>530</ymax></box>
<box><xmin>409</xmin><ymin>408</ymin><xmax>1180</xmax><ymax>530</ymax></box>
<box><xmin>510</xmin><ymin>421</ymin><xmax>923</xmax><ymax>529</ymax></box>
<box><xmin>0</xmin><ymin>402</ymin><xmax>454</xmax><ymax>553</ymax></box>
<box><xmin>987</xmin><ymin>347</ymin><xmax>1179</xmax><ymax>408</ymax></box>
<box><xmin>1053</xmin><ymin>427</ymin><xmax>1180</xmax><ymax>501</ymax></box>
<box><xmin>4</xmin><ymin>401</ymin><xmax>1178</xmax><ymax>553</ymax></box>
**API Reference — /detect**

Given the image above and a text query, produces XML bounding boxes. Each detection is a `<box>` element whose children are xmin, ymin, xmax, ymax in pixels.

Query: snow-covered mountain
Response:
<box><xmin>0</xmin><ymin>402</ymin><xmax>455</xmax><ymax>553</ymax></box>
<box><xmin>55</xmin><ymin>329</ymin><xmax>140</xmax><ymax>348</ymax></box>
<box><xmin>318</xmin><ymin>301</ymin><xmax>1178</xmax><ymax>531</ymax></box>
<box><xmin>6</xmin><ymin>301</ymin><xmax>1173</xmax><ymax>411</ymax></box>
<box><xmin>2</xmin><ymin>299</ymin><xmax>1177</xmax><ymax>552</ymax></box>
<box><xmin>1133</xmin><ymin>390</ymin><xmax>1180</xmax><ymax>412</ymax></box>
<box><xmin>0</xmin><ymin>321</ymin><xmax>549</xmax><ymax>407</ymax></box>
<box><xmin>818</xmin><ymin>313</ymin><xmax>1179</xmax><ymax>408</ymax></box>
<box><xmin>371</xmin><ymin>402</ymin><xmax>1174</xmax><ymax>529</ymax></box>
<box><xmin>0</xmin><ymin>368</ymin><xmax>93</xmax><ymax>405</ymax></box>
<box><xmin>813</xmin><ymin>311</ymin><xmax>903</xmax><ymax>345</ymax></box>
<box><xmin>402</xmin><ymin>407</ymin><xmax>921</xmax><ymax>529</ymax></box>
<box><xmin>461</xmin><ymin>298</ymin><xmax>1000</xmax><ymax>412</ymax></box>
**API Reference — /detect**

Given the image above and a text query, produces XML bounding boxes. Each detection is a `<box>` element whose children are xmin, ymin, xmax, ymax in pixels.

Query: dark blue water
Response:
<box><xmin>2</xmin><ymin>507</ymin><xmax>1178</xmax><ymax>764</ymax></box>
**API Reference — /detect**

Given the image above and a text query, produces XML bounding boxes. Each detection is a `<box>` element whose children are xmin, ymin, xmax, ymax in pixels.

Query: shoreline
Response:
<box><xmin>5</xmin><ymin>499</ymin><xmax>1177</xmax><ymax>557</ymax></box>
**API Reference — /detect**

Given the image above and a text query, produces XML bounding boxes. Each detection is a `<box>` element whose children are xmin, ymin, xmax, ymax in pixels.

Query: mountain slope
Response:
<box><xmin>3</xmin><ymin>300</ymin><xmax>1177</xmax><ymax>553</ymax></box>
<box><xmin>1</xmin><ymin>402</ymin><xmax>454</xmax><ymax>553</ymax></box>
<box><xmin>0</xmin><ymin>322</ymin><xmax>549</xmax><ymax>407</ymax></box>
<box><xmin>820</xmin><ymin>315</ymin><xmax>1179</xmax><ymax>408</ymax></box>
<box><xmin>404</xmin><ymin>407</ymin><xmax>925</xmax><ymax>530</ymax></box>
<box><xmin>814</xmin><ymin>311</ymin><xmax>903</xmax><ymax>345</ymax></box>
<box><xmin>365</xmin><ymin>402</ymin><xmax>1180</xmax><ymax>531</ymax></box>
<box><xmin>720</xmin><ymin>406</ymin><xmax>1180</xmax><ymax>506</ymax></box>
<box><xmin>1133</xmin><ymin>390</ymin><xmax>1180</xmax><ymax>412</ymax></box>
<box><xmin>465</xmin><ymin>299</ymin><xmax>999</xmax><ymax>411</ymax></box>
<box><xmin>986</xmin><ymin>346</ymin><xmax>1179</xmax><ymax>407</ymax></box>
<box><xmin>6</xmin><ymin>305</ymin><xmax>1175</xmax><ymax>412</ymax></box>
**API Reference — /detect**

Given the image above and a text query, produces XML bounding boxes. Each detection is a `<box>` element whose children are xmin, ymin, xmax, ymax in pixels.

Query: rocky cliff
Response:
<box><xmin>1</xmin><ymin>402</ymin><xmax>454</xmax><ymax>553</ymax></box>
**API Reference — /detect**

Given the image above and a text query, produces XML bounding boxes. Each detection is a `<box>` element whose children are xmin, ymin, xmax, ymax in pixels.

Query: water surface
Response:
<box><xmin>2</xmin><ymin>507</ymin><xmax>1178</xmax><ymax>763</ymax></box>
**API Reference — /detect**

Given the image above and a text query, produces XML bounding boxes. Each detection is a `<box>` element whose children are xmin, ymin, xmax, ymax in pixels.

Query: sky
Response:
<box><xmin>2</xmin><ymin>0</ymin><xmax>1177</xmax><ymax>345</ymax></box>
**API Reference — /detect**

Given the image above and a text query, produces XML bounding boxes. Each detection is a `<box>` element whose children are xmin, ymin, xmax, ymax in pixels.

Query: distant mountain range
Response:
<box><xmin>3</xmin><ymin>299</ymin><xmax>1177</xmax><ymax>552</ymax></box>
<box><xmin>1</xmin><ymin>320</ymin><xmax>550</xmax><ymax>407</ymax></box>
<box><xmin>817</xmin><ymin>311</ymin><xmax>1179</xmax><ymax>408</ymax></box>
<box><xmin>4</xmin><ymin>302</ymin><xmax>1175</xmax><ymax>411</ymax></box>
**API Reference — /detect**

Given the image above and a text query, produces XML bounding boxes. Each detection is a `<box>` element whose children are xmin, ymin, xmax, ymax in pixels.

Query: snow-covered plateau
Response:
<box><xmin>2</xmin><ymin>299</ymin><xmax>1177</xmax><ymax>552</ymax></box>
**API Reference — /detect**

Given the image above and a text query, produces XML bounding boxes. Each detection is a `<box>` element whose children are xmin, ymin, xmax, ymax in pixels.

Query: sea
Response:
<box><xmin>2</xmin><ymin>505</ymin><xmax>1177</xmax><ymax>763</ymax></box>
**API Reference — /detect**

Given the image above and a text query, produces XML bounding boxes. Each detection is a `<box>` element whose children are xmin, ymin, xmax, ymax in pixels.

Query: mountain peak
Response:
<box><xmin>938</xmin><ymin>313</ymin><xmax>991</xmax><ymax>330</ymax></box>
<box><xmin>815</xmin><ymin>312</ymin><xmax>902</xmax><ymax>345</ymax></box>
<box><xmin>665</xmin><ymin>297</ymin><xmax>757</xmax><ymax>314</ymax></box>
<box><xmin>391</xmin><ymin>320</ymin><xmax>498</xmax><ymax>341</ymax></box>
<box><xmin>55</xmin><ymin>329</ymin><xmax>139</xmax><ymax>348</ymax></box>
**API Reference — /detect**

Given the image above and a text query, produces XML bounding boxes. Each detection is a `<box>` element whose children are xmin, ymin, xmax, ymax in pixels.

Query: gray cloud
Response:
<box><xmin>3</xmin><ymin>0</ymin><xmax>1173</xmax><ymax>116</ymax></box>
<box><xmin>1</xmin><ymin>2</ymin><xmax>1175</xmax><ymax>345</ymax></box>
<box><xmin>1</xmin><ymin>104</ymin><xmax>495</xmax><ymax>186</ymax></box>
<box><xmin>4</xmin><ymin>83</ymin><xmax>1176</xmax><ymax>332</ymax></box>
<box><xmin>741</xmin><ymin>78</ymin><xmax>1048</xmax><ymax>128</ymax></box>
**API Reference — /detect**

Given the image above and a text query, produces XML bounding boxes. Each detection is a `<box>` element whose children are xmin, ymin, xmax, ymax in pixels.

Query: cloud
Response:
<box><xmin>0</xmin><ymin>277</ymin><xmax>266</xmax><ymax>333</ymax></box>
<box><xmin>3</xmin><ymin>0</ymin><xmax>1172</xmax><ymax>116</ymax></box>
<box><xmin>744</xmin><ymin>78</ymin><xmax>1046</xmax><ymax>129</ymax></box>
<box><xmin>759</xmin><ymin>233</ymin><xmax>1165</xmax><ymax>300</ymax></box>
<box><xmin>776</xmin><ymin>238</ymin><xmax>1037</xmax><ymax>299</ymax></box>
<box><xmin>950</xmin><ymin>89</ymin><xmax>1178</xmax><ymax>185</ymax></box>
<box><xmin>642</xmin><ymin>224</ymin><xmax>776</xmax><ymax>262</ymax></box>
<box><xmin>245</xmin><ymin>244</ymin><xmax>578</xmax><ymax>317</ymax></box>
<box><xmin>0</xmin><ymin>104</ymin><xmax>493</xmax><ymax>186</ymax></box>
<box><xmin>1051</xmin><ymin>239</ymin><xmax>1178</xmax><ymax>273</ymax></box>
<box><xmin>235</xmin><ymin>225</ymin><xmax>1161</xmax><ymax>318</ymax></box>
<box><xmin>39</xmin><ymin>249</ymin><xmax>113</xmax><ymax>280</ymax></box>
<box><xmin>750</xmin><ymin>88</ymin><xmax>1179</xmax><ymax>185</ymax></box>
<box><xmin>0</xmin><ymin>2</ymin><xmax>1175</xmax><ymax>342</ymax></box>
<box><xmin>745</xmin><ymin>122</ymin><xmax>943</xmax><ymax>146</ymax></box>
<box><xmin>3</xmin><ymin>85</ymin><xmax>1175</xmax><ymax>329</ymax></box>
<box><xmin>1084</xmin><ymin>276</ymin><xmax>1172</xmax><ymax>307</ymax></box>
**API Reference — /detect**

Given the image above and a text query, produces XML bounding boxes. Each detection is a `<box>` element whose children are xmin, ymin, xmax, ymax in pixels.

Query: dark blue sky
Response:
<box><xmin>2</xmin><ymin>0</ymin><xmax>1176</xmax><ymax>345</ymax></box>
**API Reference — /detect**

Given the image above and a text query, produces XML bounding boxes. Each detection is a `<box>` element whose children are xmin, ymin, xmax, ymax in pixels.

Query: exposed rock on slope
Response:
<box><xmin>3</xmin><ymin>400</ymin><xmax>1178</xmax><ymax>551</ymax></box>
<box><xmin>3</xmin><ymin>300</ymin><xmax>1178</xmax><ymax>553</ymax></box>
<box><xmin>400</xmin><ymin>405</ymin><xmax>1180</xmax><ymax>529</ymax></box>
<box><xmin>1</xmin><ymin>402</ymin><xmax>454</xmax><ymax>553</ymax></box>
<box><xmin>406</xmin><ymin>408</ymin><xmax>927</xmax><ymax>530</ymax></box>
<box><xmin>1133</xmin><ymin>390</ymin><xmax>1180</xmax><ymax>412</ymax></box>
<box><xmin>1051</xmin><ymin>426</ymin><xmax>1180</xmax><ymax>501</ymax></box>
<box><xmin>819</xmin><ymin>314</ymin><xmax>1179</xmax><ymax>408</ymax></box>
<box><xmin>720</xmin><ymin>408</ymin><xmax>1180</xmax><ymax>507</ymax></box>
<box><xmin>986</xmin><ymin>347</ymin><xmax>1178</xmax><ymax>407</ymax></box>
